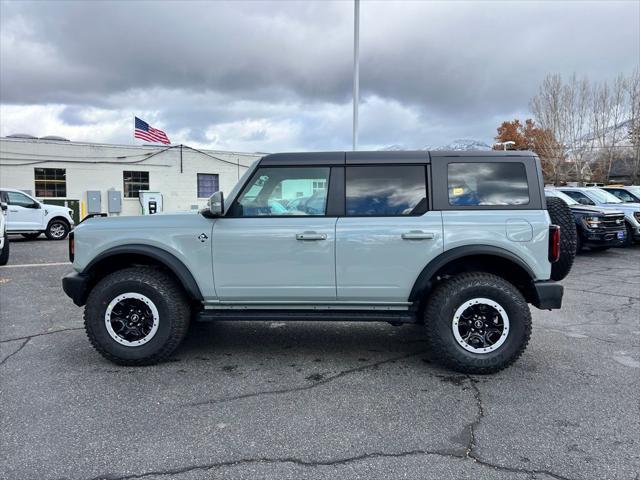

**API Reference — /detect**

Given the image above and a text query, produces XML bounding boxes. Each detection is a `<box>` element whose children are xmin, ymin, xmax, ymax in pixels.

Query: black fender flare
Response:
<box><xmin>408</xmin><ymin>245</ymin><xmax>536</xmax><ymax>302</ymax></box>
<box><xmin>83</xmin><ymin>244</ymin><xmax>203</xmax><ymax>301</ymax></box>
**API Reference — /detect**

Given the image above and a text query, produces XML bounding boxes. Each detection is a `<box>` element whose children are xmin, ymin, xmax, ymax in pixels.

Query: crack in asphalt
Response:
<box><xmin>0</xmin><ymin>338</ymin><xmax>30</xmax><ymax>367</ymax></box>
<box><xmin>0</xmin><ymin>326</ymin><xmax>83</xmax><ymax>344</ymax></box>
<box><xmin>186</xmin><ymin>349</ymin><xmax>429</xmax><ymax>407</ymax></box>
<box><xmin>564</xmin><ymin>287</ymin><xmax>639</xmax><ymax>301</ymax></box>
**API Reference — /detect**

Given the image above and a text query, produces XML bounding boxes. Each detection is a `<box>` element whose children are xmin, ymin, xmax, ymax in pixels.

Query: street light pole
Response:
<box><xmin>353</xmin><ymin>0</ymin><xmax>360</xmax><ymax>151</ymax></box>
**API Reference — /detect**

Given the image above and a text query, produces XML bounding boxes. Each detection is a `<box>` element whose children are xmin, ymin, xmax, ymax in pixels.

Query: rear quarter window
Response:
<box><xmin>448</xmin><ymin>162</ymin><xmax>529</xmax><ymax>206</ymax></box>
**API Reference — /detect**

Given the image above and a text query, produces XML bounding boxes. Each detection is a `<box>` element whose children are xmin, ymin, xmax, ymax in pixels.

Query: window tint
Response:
<box><xmin>123</xmin><ymin>171</ymin><xmax>150</xmax><ymax>198</ymax></box>
<box><xmin>234</xmin><ymin>167</ymin><xmax>330</xmax><ymax>216</ymax></box>
<box><xmin>6</xmin><ymin>191</ymin><xmax>37</xmax><ymax>207</ymax></box>
<box><xmin>448</xmin><ymin>163</ymin><xmax>529</xmax><ymax>206</ymax></box>
<box><xmin>35</xmin><ymin>168</ymin><xmax>66</xmax><ymax>197</ymax></box>
<box><xmin>346</xmin><ymin>165</ymin><xmax>427</xmax><ymax>216</ymax></box>
<box><xmin>560</xmin><ymin>190</ymin><xmax>593</xmax><ymax>205</ymax></box>
<box><xmin>197</xmin><ymin>173</ymin><xmax>219</xmax><ymax>198</ymax></box>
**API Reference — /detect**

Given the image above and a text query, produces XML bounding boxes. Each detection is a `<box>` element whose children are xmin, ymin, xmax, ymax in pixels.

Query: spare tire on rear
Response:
<box><xmin>546</xmin><ymin>196</ymin><xmax>577</xmax><ymax>281</ymax></box>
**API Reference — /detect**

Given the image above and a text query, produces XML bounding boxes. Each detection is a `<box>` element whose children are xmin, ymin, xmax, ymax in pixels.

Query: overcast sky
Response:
<box><xmin>0</xmin><ymin>0</ymin><xmax>638</xmax><ymax>152</ymax></box>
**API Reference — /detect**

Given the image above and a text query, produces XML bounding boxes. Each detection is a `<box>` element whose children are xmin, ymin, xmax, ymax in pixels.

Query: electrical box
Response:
<box><xmin>139</xmin><ymin>191</ymin><xmax>163</xmax><ymax>215</ymax></box>
<box><xmin>107</xmin><ymin>191</ymin><xmax>122</xmax><ymax>214</ymax></box>
<box><xmin>86</xmin><ymin>191</ymin><xmax>102</xmax><ymax>214</ymax></box>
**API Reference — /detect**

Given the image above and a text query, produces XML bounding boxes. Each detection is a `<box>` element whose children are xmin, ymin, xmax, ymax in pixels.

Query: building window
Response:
<box><xmin>197</xmin><ymin>173</ymin><xmax>219</xmax><ymax>198</ymax></box>
<box><xmin>34</xmin><ymin>168</ymin><xmax>66</xmax><ymax>197</ymax></box>
<box><xmin>123</xmin><ymin>171</ymin><xmax>149</xmax><ymax>198</ymax></box>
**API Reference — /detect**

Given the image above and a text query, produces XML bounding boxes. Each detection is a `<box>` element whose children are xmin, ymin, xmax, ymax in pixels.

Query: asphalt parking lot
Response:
<box><xmin>1</xmin><ymin>237</ymin><xmax>639</xmax><ymax>480</ymax></box>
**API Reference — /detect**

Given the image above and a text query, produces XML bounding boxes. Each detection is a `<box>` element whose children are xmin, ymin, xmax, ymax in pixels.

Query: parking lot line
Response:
<box><xmin>0</xmin><ymin>262</ymin><xmax>71</xmax><ymax>268</ymax></box>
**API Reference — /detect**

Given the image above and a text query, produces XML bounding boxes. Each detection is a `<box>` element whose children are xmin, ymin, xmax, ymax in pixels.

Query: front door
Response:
<box><xmin>212</xmin><ymin>166</ymin><xmax>336</xmax><ymax>301</ymax></box>
<box><xmin>3</xmin><ymin>191</ymin><xmax>44</xmax><ymax>230</ymax></box>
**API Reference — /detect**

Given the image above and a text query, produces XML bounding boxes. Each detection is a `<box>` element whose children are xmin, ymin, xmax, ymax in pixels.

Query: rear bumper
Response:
<box><xmin>62</xmin><ymin>271</ymin><xmax>89</xmax><ymax>306</ymax></box>
<box><xmin>531</xmin><ymin>281</ymin><xmax>563</xmax><ymax>310</ymax></box>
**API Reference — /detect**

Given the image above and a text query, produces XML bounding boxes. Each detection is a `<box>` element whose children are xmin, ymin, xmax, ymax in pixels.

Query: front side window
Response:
<box><xmin>346</xmin><ymin>165</ymin><xmax>427</xmax><ymax>216</ymax></box>
<box><xmin>35</xmin><ymin>168</ymin><xmax>66</xmax><ymax>197</ymax></box>
<box><xmin>448</xmin><ymin>163</ymin><xmax>529</xmax><ymax>206</ymax></box>
<box><xmin>607</xmin><ymin>189</ymin><xmax>635</xmax><ymax>202</ymax></box>
<box><xmin>123</xmin><ymin>171</ymin><xmax>150</xmax><ymax>198</ymax></box>
<box><xmin>233</xmin><ymin>167</ymin><xmax>330</xmax><ymax>216</ymax></box>
<box><xmin>6</xmin><ymin>191</ymin><xmax>38</xmax><ymax>208</ymax></box>
<box><xmin>197</xmin><ymin>173</ymin><xmax>219</xmax><ymax>198</ymax></box>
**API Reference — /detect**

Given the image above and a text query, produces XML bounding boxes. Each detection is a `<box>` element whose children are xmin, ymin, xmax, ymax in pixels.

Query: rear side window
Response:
<box><xmin>346</xmin><ymin>165</ymin><xmax>427</xmax><ymax>216</ymax></box>
<box><xmin>448</xmin><ymin>163</ymin><xmax>529</xmax><ymax>206</ymax></box>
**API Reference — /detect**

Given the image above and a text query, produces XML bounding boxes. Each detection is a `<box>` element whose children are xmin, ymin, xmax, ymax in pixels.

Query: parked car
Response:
<box><xmin>63</xmin><ymin>150</ymin><xmax>576</xmax><ymax>374</ymax></box>
<box><xmin>545</xmin><ymin>188</ymin><xmax>626</xmax><ymax>252</ymax></box>
<box><xmin>557</xmin><ymin>187</ymin><xmax>640</xmax><ymax>246</ymax></box>
<box><xmin>602</xmin><ymin>185</ymin><xmax>640</xmax><ymax>203</ymax></box>
<box><xmin>0</xmin><ymin>188</ymin><xmax>75</xmax><ymax>240</ymax></box>
<box><xmin>0</xmin><ymin>202</ymin><xmax>9</xmax><ymax>265</ymax></box>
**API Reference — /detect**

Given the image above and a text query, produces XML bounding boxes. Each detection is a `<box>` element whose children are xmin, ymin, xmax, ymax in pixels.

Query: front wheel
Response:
<box><xmin>423</xmin><ymin>272</ymin><xmax>532</xmax><ymax>374</ymax></box>
<box><xmin>45</xmin><ymin>219</ymin><xmax>69</xmax><ymax>240</ymax></box>
<box><xmin>84</xmin><ymin>267</ymin><xmax>191</xmax><ymax>365</ymax></box>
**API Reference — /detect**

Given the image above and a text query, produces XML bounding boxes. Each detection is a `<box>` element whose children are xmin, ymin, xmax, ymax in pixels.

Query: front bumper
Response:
<box><xmin>532</xmin><ymin>281</ymin><xmax>563</xmax><ymax>310</ymax></box>
<box><xmin>62</xmin><ymin>271</ymin><xmax>90</xmax><ymax>306</ymax></box>
<box><xmin>582</xmin><ymin>228</ymin><xmax>626</xmax><ymax>247</ymax></box>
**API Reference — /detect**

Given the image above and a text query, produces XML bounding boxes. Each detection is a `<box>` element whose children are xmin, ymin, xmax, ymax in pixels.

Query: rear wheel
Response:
<box><xmin>0</xmin><ymin>236</ymin><xmax>9</xmax><ymax>265</ymax></box>
<box><xmin>84</xmin><ymin>267</ymin><xmax>191</xmax><ymax>365</ymax></box>
<box><xmin>546</xmin><ymin>197</ymin><xmax>577</xmax><ymax>281</ymax></box>
<box><xmin>21</xmin><ymin>232</ymin><xmax>41</xmax><ymax>240</ymax></box>
<box><xmin>45</xmin><ymin>219</ymin><xmax>69</xmax><ymax>240</ymax></box>
<box><xmin>423</xmin><ymin>272</ymin><xmax>531</xmax><ymax>374</ymax></box>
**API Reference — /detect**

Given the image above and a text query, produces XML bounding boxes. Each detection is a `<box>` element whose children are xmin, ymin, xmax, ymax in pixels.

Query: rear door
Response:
<box><xmin>212</xmin><ymin>165</ymin><xmax>338</xmax><ymax>301</ymax></box>
<box><xmin>336</xmin><ymin>156</ymin><xmax>444</xmax><ymax>302</ymax></box>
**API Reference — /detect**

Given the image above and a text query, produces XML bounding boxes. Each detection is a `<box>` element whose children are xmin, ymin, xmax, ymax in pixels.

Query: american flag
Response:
<box><xmin>134</xmin><ymin>117</ymin><xmax>170</xmax><ymax>144</ymax></box>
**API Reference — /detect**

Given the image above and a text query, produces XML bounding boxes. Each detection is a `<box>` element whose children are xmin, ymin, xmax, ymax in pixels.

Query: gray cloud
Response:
<box><xmin>1</xmin><ymin>0</ymin><xmax>638</xmax><ymax>149</ymax></box>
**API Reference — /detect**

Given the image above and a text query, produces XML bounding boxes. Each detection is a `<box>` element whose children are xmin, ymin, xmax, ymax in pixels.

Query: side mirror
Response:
<box><xmin>208</xmin><ymin>191</ymin><xmax>224</xmax><ymax>217</ymax></box>
<box><xmin>0</xmin><ymin>202</ymin><xmax>7</xmax><ymax>212</ymax></box>
<box><xmin>578</xmin><ymin>198</ymin><xmax>592</xmax><ymax>205</ymax></box>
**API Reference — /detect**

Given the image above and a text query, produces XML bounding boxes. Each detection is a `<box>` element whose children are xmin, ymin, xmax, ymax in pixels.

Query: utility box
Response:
<box><xmin>86</xmin><ymin>191</ymin><xmax>102</xmax><ymax>214</ymax></box>
<box><xmin>107</xmin><ymin>190</ymin><xmax>122</xmax><ymax>214</ymax></box>
<box><xmin>139</xmin><ymin>191</ymin><xmax>163</xmax><ymax>215</ymax></box>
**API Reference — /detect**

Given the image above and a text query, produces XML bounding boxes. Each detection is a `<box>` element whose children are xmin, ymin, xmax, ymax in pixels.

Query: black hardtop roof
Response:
<box><xmin>259</xmin><ymin>150</ymin><xmax>537</xmax><ymax>166</ymax></box>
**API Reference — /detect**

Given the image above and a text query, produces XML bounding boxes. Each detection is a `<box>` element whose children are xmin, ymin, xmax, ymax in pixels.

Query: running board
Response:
<box><xmin>196</xmin><ymin>309</ymin><xmax>418</xmax><ymax>324</ymax></box>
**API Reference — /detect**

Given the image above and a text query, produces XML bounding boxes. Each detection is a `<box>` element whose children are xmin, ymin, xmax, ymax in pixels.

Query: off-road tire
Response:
<box><xmin>84</xmin><ymin>267</ymin><xmax>190</xmax><ymax>366</ymax></box>
<box><xmin>0</xmin><ymin>236</ymin><xmax>9</xmax><ymax>265</ymax></box>
<box><xmin>546</xmin><ymin>196</ymin><xmax>576</xmax><ymax>281</ymax></box>
<box><xmin>423</xmin><ymin>272</ymin><xmax>532</xmax><ymax>374</ymax></box>
<box><xmin>45</xmin><ymin>219</ymin><xmax>70</xmax><ymax>240</ymax></box>
<box><xmin>21</xmin><ymin>232</ymin><xmax>41</xmax><ymax>240</ymax></box>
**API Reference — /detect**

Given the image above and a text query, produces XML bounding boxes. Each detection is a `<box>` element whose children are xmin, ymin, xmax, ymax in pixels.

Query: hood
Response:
<box><xmin>605</xmin><ymin>202</ymin><xmax>640</xmax><ymax>214</ymax></box>
<box><xmin>569</xmin><ymin>204</ymin><xmax>624</xmax><ymax>215</ymax></box>
<box><xmin>42</xmin><ymin>202</ymin><xmax>71</xmax><ymax>213</ymax></box>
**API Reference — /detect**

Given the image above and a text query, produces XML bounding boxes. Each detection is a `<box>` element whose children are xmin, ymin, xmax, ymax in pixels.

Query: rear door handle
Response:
<box><xmin>401</xmin><ymin>231</ymin><xmax>435</xmax><ymax>240</ymax></box>
<box><xmin>296</xmin><ymin>231</ymin><xmax>327</xmax><ymax>241</ymax></box>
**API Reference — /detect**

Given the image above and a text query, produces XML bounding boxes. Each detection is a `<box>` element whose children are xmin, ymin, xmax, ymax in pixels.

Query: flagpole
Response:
<box><xmin>352</xmin><ymin>0</ymin><xmax>360</xmax><ymax>151</ymax></box>
<box><xmin>132</xmin><ymin>114</ymin><xmax>135</xmax><ymax>145</ymax></box>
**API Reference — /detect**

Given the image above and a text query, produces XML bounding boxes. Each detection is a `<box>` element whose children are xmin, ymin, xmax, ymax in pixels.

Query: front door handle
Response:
<box><xmin>296</xmin><ymin>231</ymin><xmax>327</xmax><ymax>241</ymax></box>
<box><xmin>401</xmin><ymin>231</ymin><xmax>435</xmax><ymax>240</ymax></box>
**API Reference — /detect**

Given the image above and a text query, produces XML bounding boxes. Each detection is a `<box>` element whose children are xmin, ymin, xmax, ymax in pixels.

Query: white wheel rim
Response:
<box><xmin>50</xmin><ymin>223</ymin><xmax>65</xmax><ymax>238</ymax></box>
<box><xmin>105</xmin><ymin>292</ymin><xmax>160</xmax><ymax>347</ymax></box>
<box><xmin>452</xmin><ymin>297</ymin><xmax>510</xmax><ymax>354</ymax></box>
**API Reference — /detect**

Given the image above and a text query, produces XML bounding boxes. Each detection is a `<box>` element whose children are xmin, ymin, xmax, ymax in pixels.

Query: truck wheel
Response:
<box><xmin>0</xmin><ymin>237</ymin><xmax>9</xmax><ymax>266</ymax></box>
<box><xmin>21</xmin><ymin>232</ymin><xmax>41</xmax><ymax>240</ymax></box>
<box><xmin>84</xmin><ymin>267</ymin><xmax>191</xmax><ymax>365</ymax></box>
<box><xmin>45</xmin><ymin>219</ymin><xmax>69</xmax><ymax>240</ymax></box>
<box><xmin>622</xmin><ymin>223</ymin><xmax>633</xmax><ymax>247</ymax></box>
<box><xmin>546</xmin><ymin>197</ymin><xmax>576</xmax><ymax>281</ymax></box>
<box><xmin>423</xmin><ymin>272</ymin><xmax>532</xmax><ymax>374</ymax></box>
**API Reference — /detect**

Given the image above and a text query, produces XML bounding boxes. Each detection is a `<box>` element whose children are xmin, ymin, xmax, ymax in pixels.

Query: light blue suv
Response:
<box><xmin>558</xmin><ymin>187</ymin><xmax>640</xmax><ymax>246</ymax></box>
<box><xmin>62</xmin><ymin>151</ymin><xmax>573</xmax><ymax>373</ymax></box>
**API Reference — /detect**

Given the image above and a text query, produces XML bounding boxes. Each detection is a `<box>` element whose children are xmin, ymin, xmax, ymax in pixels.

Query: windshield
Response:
<box><xmin>627</xmin><ymin>186</ymin><xmax>640</xmax><ymax>197</ymax></box>
<box><xmin>588</xmin><ymin>188</ymin><xmax>622</xmax><ymax>204</ymax></box>
<box><xmin>546</xmin><ymin>189</ymin><xmax>578</xmax><ymax>205</ymax></box>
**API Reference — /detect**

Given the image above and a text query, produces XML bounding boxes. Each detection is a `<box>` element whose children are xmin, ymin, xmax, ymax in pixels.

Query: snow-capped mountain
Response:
<box><xmin>380</xmin><ymin>138</ymin><xmax>492</xmax><ymax>151</ymax></box>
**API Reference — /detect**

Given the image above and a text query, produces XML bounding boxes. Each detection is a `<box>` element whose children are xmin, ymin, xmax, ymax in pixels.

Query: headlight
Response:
<box><xmin>584</xmin><ymin>216</ymin><xmax>601</xmax><ymax>228</ymax></box>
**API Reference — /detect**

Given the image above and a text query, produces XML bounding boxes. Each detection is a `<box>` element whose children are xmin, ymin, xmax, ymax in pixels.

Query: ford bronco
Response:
<box><xmin>62</xmin><ymin>151</ymin><xmax>576</xmax><ymax>373</ymax></box>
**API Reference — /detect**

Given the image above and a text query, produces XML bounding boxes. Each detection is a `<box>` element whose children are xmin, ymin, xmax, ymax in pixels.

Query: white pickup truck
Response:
<box><xmin>0</xmin><ymin>188</ymin><xmax>75</xmax><ymax>240</ymax></box>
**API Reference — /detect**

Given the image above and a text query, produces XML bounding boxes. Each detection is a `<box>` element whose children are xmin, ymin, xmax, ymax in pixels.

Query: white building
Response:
<box><xmin>0</xmin><ymin>136</ymin><xmax>262</xmax><ymax>220</ymax></box>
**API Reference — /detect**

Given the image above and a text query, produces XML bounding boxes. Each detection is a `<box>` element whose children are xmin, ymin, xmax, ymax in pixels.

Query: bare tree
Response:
<box><xmin>626</xmin><ymin>69</ymin><xmax>640</xmax><ymax>183</ymax></box>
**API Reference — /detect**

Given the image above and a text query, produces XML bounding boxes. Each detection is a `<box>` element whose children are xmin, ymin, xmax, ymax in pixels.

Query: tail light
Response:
<box><xmin>69</xmin><ymin>231</ymin><xmax>74</xmax><ymax>262</ymax></box>
<box><xmin>549</xmin><ymin>225</ymin><xmax>560</xmax><ymax>263</ymax></box>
